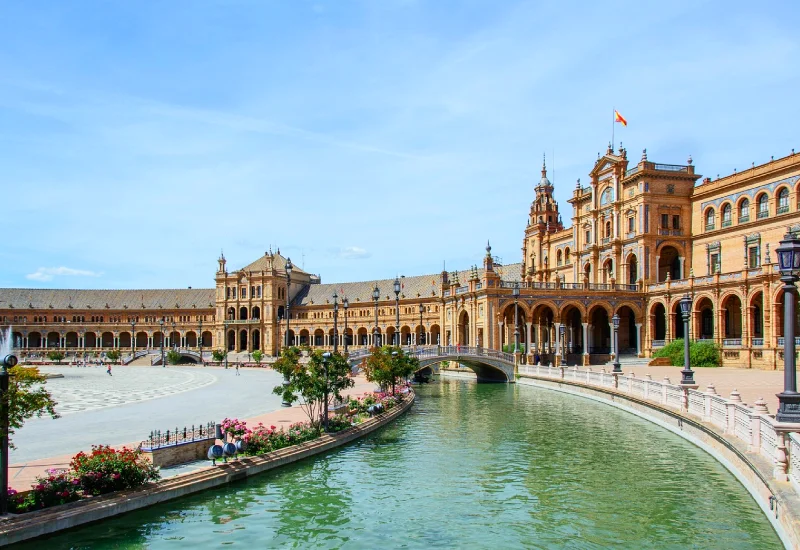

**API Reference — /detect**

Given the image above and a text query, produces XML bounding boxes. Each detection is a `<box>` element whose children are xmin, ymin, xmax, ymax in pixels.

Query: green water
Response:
<box><xmin>17</xmin><ymin>380</ymin><xmax>782</xmax><ymax>549</ymax></box>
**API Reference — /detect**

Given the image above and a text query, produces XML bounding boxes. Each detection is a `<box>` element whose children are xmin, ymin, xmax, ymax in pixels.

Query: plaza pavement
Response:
<box><xmin>8</xmin><ymin>364</ymin><xmax>378</xmax><ymax>490</ymax></box>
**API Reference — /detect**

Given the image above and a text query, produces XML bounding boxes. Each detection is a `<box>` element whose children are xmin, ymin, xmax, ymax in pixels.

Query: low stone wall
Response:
<box><xmin>142</xmin><ymin>439</ymin><xmax>215</xmax><ymax>468</ymax></box>
<box><xmin>516</xmin><ymin>374</ymin><xmax>799</xmax><ymax>549</ymax></box>
<box><xmin>0</xmin><ymin>392</ymin><xmax>414</xmax><ymax>547</ymax></box>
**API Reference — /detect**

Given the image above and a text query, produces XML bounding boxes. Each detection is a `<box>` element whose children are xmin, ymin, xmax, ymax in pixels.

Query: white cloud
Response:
<box><xmin>26</xmin><ymin>267</ymin><xmax>103</xmax><ymax>282</ymax></box>
<box><xmin>339</xmin><ymin>247</ymin><xmax>371</xmax><ymax>260</ymax></box>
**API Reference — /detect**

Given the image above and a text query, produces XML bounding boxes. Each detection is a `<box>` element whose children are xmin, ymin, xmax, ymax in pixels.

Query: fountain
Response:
<box><xmin>0</xmin><ymin>326</ymin><xmax>12</xmax><ymax>360</ymax></box>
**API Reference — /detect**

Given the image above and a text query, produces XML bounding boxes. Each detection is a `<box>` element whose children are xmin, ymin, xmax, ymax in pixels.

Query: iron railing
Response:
<box><xmin>140</xmin><ymin>421</ymin><xmax>216</xmax><ymax>450</ymax></box>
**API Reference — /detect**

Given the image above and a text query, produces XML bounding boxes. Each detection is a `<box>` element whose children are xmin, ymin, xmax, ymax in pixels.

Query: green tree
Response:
<box><xmin>251</xmin><ymin>350</ymin><xmax>264</xmax><ymax>366</ymax></box>
<box><xmin>166</xmin><ymin>349</ymin><xmax>182</xmax><ymax>365</ymax></box>
<box><xmin>272</xmin><ymin>347</ymin><xmax>355</xmax><ymax>431</ymax></box>
<box><xmin>652</xmin><ymin>339</ymin><xmax>721</xmax><ymax>368</ymax></box>
<box><xmin>211</xmin><ymin>349</ymin><xmax>226</xmax><ymax>362</ymax></box>
<box><xmin>364</xmin><ymin>346</ymin><xmax>419</xmax><ymax>394</ymax></box>
<box><xmin>46</xmin><ymin>351</ymin><xmax>65</xmax><ymax>364</ymax></box>
<box><xmin>2</xmin><ymin>366</ymin><xmax>59</xmax><ymax>448</ymax></box>
<box><xmin>106</xmin><ymin>350</ymin><xmax>121</xmax><ymax>364</ymax></box>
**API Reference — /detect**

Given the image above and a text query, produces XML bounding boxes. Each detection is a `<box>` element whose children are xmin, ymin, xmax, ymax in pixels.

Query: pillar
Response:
<box><xmin>582</xmin><ymin>323</ymin><xmax>589</xmax><ymax>357</ymax></box>
<box><xmin>678</xmin><ymin>257</ymin><xmax>685</xmax><ymax>279</ymax></box>
<box><xmin>526</xmin><ymin>322</ymin><xmax>532</xmax><ymax>355</ymax></box>
<box><xmin>554</xmin><ymin>322</ymin><xmax>562</xmax><ymax>356</ymax></box>
<box><xmin>635</xmin><ymin>323</ymin><xmax>642</xmax><ymax>356</ymax></box>
<box><xmin>498</xmin><ymin>321</ymin><xmax>504</xmax><ymax>350</ymax></box>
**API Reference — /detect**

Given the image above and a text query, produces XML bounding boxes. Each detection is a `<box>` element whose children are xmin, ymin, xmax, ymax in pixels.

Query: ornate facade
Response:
<box><xmin>3</xmin><ymin>146</ymin><xmax>800</xmax><ymax>369</ymax></box>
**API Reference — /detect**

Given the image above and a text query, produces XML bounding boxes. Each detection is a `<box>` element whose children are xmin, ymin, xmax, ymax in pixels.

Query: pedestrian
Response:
<box><xmin>235</xmin><ymin>363</ymin><xmax>240</xmax><ymax>376</ymax></box>
<box><xmin>107</xmin><ymin>363</ymin><xmax>112</xmax><ymax>376</ymax></box>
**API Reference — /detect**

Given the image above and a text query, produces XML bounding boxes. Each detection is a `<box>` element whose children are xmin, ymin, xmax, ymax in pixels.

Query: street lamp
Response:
<box><xmin>394</xmin><ymin>277</ymin><xmax>401</xmax><ymax>346</ymax></box>
<box><xmin>282</xmin><ymin>258</ymin><xmax>293</xmax><ymax>407</ymax></box>
<box><xmin>680</xmin><ymin>294</ymin><xmax>695</xmax><ymax>385</ymax></box>
<box><xmin>172</xmin><ymin>321</ymin><xmax>177</xmax><ymax>350</ymax></box>
<box><xmin>559</xmin><ymin>324</ymin><xmax>566</xmax><ymax>363</ymax></box>
<box><xmin>776</xmin><ymin>231</ymin><xmax>800</xmax><ymax>422</ymax></box>
<box><xmin>372</xmin><ymin>285</ymin><xmax>380</xmax><ymax>347</ymax></box>
<box><xmin>1</xmin><ymin>353</ymin><xmax>19</xmax><ymax>515</ymax></box>
<box><xmin>322</xmin><ymin>351</ymin><xmax>331</xmax><ymax>432</ymax></box>
<box><xmin>223</xmin><ymin>321</ymin><xmax>229</xmax><ymax>370</ymax></box>
<box><xmin>130</xmin><ymin>321</ymin><xmax>136</xmax><ymax>358</ymax></box>
<box><xmin>198</xmin><ymin>317</ymin><xmax>203</xmax><ymax>366</ymax></box>
<box><xmin>512</xmin><ymin>281</ymin><xmax>520</xmax><ymax>353</ymax></box>
<box><xmin>332</xmin><ymin>291</ymin><xmax>339</xmax><ymax>353</ymax></box>
<box><xmin>159</xmin><ymin>318</ymin><xmax>165</xmax><ymax>368</ymax></box>
<box><xmin>419</xmin><ymin>304</ymin><xmax>425</xmax><ymax>346</ymax></box>
<box><xmin>612</xmin><ymin>313</ymin><xmax>622</xmax><ymax>373</ymax></box>
<box><xmin>343</xmin><ymin>297</ymin><xmax>349</xmax><ymax>353</ymax></box>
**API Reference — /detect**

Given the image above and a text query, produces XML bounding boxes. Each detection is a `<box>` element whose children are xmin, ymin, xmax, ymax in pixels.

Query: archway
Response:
<box><xmin>627</xmin><ymin>254</ymin><xmax>638</xmax><ymax>286</ymax></box>
<box><xmin>672</xmin><ymin>301</ymin><xmax>684</xmax><ymax>339</ymax></box>
<box><xmin>501</xmin><ymin>303</ymin><xmax>528</xmax><ymax>352</ymax></box>
<box><xmin>602</xmin><ymin>258</ymin><xmax>613</xmax><ymax>284</ymax></box>
<box><xmin>239</xmin><ymin>307</ymin><xmax>248</xmax><ymax>321</ymax></box>
<box><xmin>531</xmin><ymin>304</ymin><xmax>555</xmax><ymax>356</ymax></box>
<box><xmin>227</xmin><ymin>330</ymin><xmax>236</xmax><ymax>351</ymax></box>
<box><xmin>169</xmin><ymin>331</ymin><xmax>180</xmax><ymax>348</ymax></box>
<box><xmin>101</xmin><ymin>332</ymin><xmax>114</xmax><ymax>348</ymax></box>
<box><xmin>227</xmin><ymin>307</ymin><xmax>235</xmax><ymax>321</ymax></box>
<box><xmin>696</xmin><ymin>297</ymin><xmax>714</xmax><ymax>340</ymax></box>
<box><xmin>560</xmin><ymin>304</ymin><xmax>584</xmax><ymax>362</ymax></box>
<box><xmin>458</xmin><ymin>310</ymin><xmax>470</xmax><ymax>346</ymax></box>
<box><xmin>28</xmin><ymin>332</ymin><xmax>42</xmax><ymax>348</ymax></box>
<box><xmin>589</xmin><ymin>307</ymin><xmax>610</xmax><ymax>354</ymax></box>
<box><xmin>185</xmin><ymin>331</ymin><xmax>198</xmax><ymax>348</ymax></box>
<box><xmin>750</xmin><ymin>292</ymin><xmax>764</xmax><ymax>341</ymax></box>
<box><xmin>65</xmin><ymin>332</ymin><xmax>79</xmax><ymax>348</ymax></box>
<box><xmin>651</xmin><ymin>303</ymin><xmax>666</xmax><ymax>343</ymax></box>
<box><xmin>658</xmin><ymin>245</ymin><xmax>681</xmax><ymax>281</ymax></box>
<box><xmin>252</xmin><ymin>329</ymin><xmax>261</xmax><ymax>351</ymax></box>
<box><xmin>201</xmin><ymin>331</ymin><xmax>213</xmax><ymax>347</ymax></box>
<box><xmin>153</xmin><ymin>331</ymin><xmax>164</xmax><ymax>348</ymax></box>
<box><xmin>722</xmin><ymin>294</ymin><xmax>743</xmax><ymax>340</ymax></box>
<box><xmin>47</xmin><ymin>332</ymin><xmax>60</xmax><ymax>347</ymax></box>
<box><xmin>357</xmin><ymin>327</ymin><xmax>368</xmax><ymax>346</ymax></box>
<box><xmin>430</xmin><ymin>324</ymin><xmax>441</xmax><ymax>345</ymax></box>
<box><xmin>239</xmin><ymin>329</ymin><xmax>248</xmax><ymax>351</ymax></box>
<box><xmin>119</xmin><ymin>332</ymin><xmax>132</xmax><ymax>348</ymax></box>
<box><xmin>615</xmin><ymin>305</ymin><xmax>637</xmax><ymax>354</ymax></box>
<box><xmin>252</xmin><ymin>306</ymin><xmax>261</xmax><ymax>320</ymax></box>
<box><xmin>401</xmin><ymin>325</ymin><xmax>412</xmax><ymax>345</ymax></box>
<box><xmin>386</xmin><ymin>326</ymin><xmax>397</xmax><ymax>346</ymax></box>
<box><xmin>135</xmin><ymin>331</ymin><xmax>148</xmax><ymax>348</ymax></box>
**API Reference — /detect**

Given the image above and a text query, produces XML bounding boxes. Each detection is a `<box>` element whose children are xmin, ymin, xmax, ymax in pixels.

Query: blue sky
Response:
<box><xmin>2</xmin><ymin>0</ymin><xmax>799</xmax><ymax>290</ymax></box>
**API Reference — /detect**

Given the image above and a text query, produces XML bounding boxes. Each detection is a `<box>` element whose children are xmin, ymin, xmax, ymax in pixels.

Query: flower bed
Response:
<box><xmin>9</xmin><ymin>446</ymin><xmax>159</xmax><ymax>514</ymax></box>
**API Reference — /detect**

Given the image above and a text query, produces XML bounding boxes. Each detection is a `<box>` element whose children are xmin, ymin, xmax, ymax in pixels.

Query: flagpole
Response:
<box><xmin>611</xmin><ymin>108</ymin><xmax>615</xmax><ymax>153</ymax></box>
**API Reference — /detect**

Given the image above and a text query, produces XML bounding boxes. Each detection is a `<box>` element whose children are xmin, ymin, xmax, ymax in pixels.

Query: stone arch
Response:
<box><xmin>614</xmin><ymin>305</ymin><xmax>637</xmax><ymax>354</ymax></box>
<box><xmin>720</xmin><ymin>201</ymin><xmax>733</xmax><ymax>227</ymax></box>
<box><xmin>650</xmin><ymin>301</ymin><xmax>667</xmax><ymax>342</ymax></box>
<box><xmin>239</xmin><ymin>329</ymin><xmax>248</xmax><ymax>351</ymax></box>
<box><xmin>153</xmin><ymin>331</ymin><xmax>164</xmax><ymax>348</ymax></box>
<box><xmin>602</xmin><ymin>258</ymin><xmax>614</xmax><ymax>283</ymax></box>
<box><xmin>227</xmin><ymin>329</ymin><xmax>236</xmax><ymax>351</ymax></box>
<box><xmin>185</xmin><ymin>331</ymin><xmax>198</xmax><ymax>348</ymax></box>
<box><xmin>386</xmin><ymin>326</ymin><xmax>397</xmax><ymax>346</ymax></box>
<box><xmin>588</xmin><ymin>306</ymin><xmax>611</xmax><ymax>354</ymax></box>
<box><xmin>201</xmin><ymin>331</ymin><xmax>213</xmax><ymax>347</ymax></box>
<box><xmin>46</xmin><ymin>331</ymin><xmax>60</xmax><ymax>347</ymax></box>
<box><xmin>737</xmin><ymin>196</ymin><xmax>750</xmax><ymax>223</ymax></box>
<box><xmin>749</xmin><ymin>290</ymin><xmax>764</xmax><ymax>339</ymax></box>
<box><xmin>457</xmin><ymin>310</ymin><xmax>470</xmax><ymax>346</ymax></box>
<box><xmin>400</xmin><ymin>325</ymin><xmax>412</xmax><ymax>345</ymax></box>
<box><xmin>252</xmin><ymin>329</ymin><xmax>261</xmax><ymax>351</ymax></box>
<box><xmin>252</xmin><ymin>306</ymin><xmax>261</xmax><ymax>320</ymax></box>
<box><xmin>670</xmin><ymin>299</ymin><xmax>685</xmax><ymax>339</ymax></box>
<box><xmin>64</xmin><ymin>331</ymin><xmax>79</xmax><ymax>348</ymax></box>
<box><xmin>430</xmin><ymin>324</ymin><xmax>441</xmax><ymax>345</ymax></box>
<box><xmin>299</xmin><ymin>329</ymin><xmax>310</xmax><ymax>346</ymax></box>
<box><xmin>101</xmin><ymin>332</ymin><xmax>114</xmax><ymax>347</ymax></box>
<box><xmin>28</xmin><ymin>331</ymin><xmax>42</xmax><ymax>348</ymax></box>
<box><xmin>239</xmin><ymin>307</ymin><xmax>248</xmax><ymax>321</ymax></box>
<box><xmin>357</xmin><ymin>327</ymin><xmax>368</xmax><ymax>346</ymax></box>
<box><xmin>657</xmin><ymin>244</ymin><xmax>682</xmax><ymax>281</ymax></box>
<box><xmin>777</xmin><ymin>186</ymin><xmax>790</xmax><ymax>213</ymax></box>
<box><xmin>756</xmin><ymin>191</ymin><xmax>770</xmax><ymax>218</ymax></box>
<box><xmin>135</xmin><ymin>331</ymin><xmax>148</xmax><ymax>348</ymax></box>
<box><xmin>564</xmin><ymin>246</ymin><xmax>572</xmax><ymax>264</ymax></box>
<box><xmin>313</xmin><ymin>328</ymin><xmax>323</xmax><ymax>347</ymax></box>
<box><xmin>695</xmin><ymin>296</ymin><xmax>715</xmax><ymax>340</ymax></box>
<box><xmin>118</xmin><ymin>332</ymin><xmax>132</xmax><ymax>348</ymax></box>
<box><xmin>721</xmin><ymin>293</ymin><xmax>743</xmax><ymax>339</ymax></box>
<box><xmin>704</xmin><ymin>206</ymin><xmax>716</xmax><ymax>230</ymax></box>
<box><xmin>500</xmin><ymin>302</ymin><xmax>528</xmax><ymax>351</ymax></box>
<box><xmin>227</xmin><ymin>307</ymin><xmax>235</xmax><ymax>321</ymax></box>
<box><xmin>626</xmin><ymin>252</ymin><xmax>639</xmax><ymax>286</ymax></box>
<box><xmin>559</xmin><ymin>303</ymin><xmax>584</xmax><ymax>357</ymax></box>
<box><xmin>169</xmin><ymin>330</ymin><xmax>180</xmax><ymax>348</ymax></box>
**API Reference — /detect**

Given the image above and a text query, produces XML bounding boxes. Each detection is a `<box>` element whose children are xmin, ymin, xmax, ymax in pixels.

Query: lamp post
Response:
<box><xmin>680</xmin><ymin>294</ymin><xmax>695</xmax><ymax>385</ymax></box>
<box><xmin>332</xmin><ymin>291</ymin><xmax>339</xmax><ymax>354</ymax></box>
<box><xmin>559</xmin><ymin>324</ymin><xmax>566</xmax><ymax>363</ymax></box>
<box><xmin>130</xmin><ymin>321</ymin><xmax>136</xmax><ymax>358</ymax></box>
<box><xmin>198</xmin><ymin>317</ymin><xmax>203</xmax><ymax>366</ymax></box>
<box><xmin>159</xmin><ymin>318</ymin><xmax>165</xmax><ymax>368</ymax></box>
<box><xmin>172</xmin><ymin>321</ymin><xmax>177</xmax><ymax>351</ymax></box>
<box><xmin>343</xmin><ymin>297</ymin><xmax>349</xmax><ymax>353</ymax></box>
<box><xmin>223</xmin><ymin>321</ymin><xmax>228</xmax><ymax>370</ymax></box>
<box><xmin>512</xmin><ymin>281</ymin><xmax>520</xmax><ymax>353</ymax></box>
<box><xmin>776</xmin><ymin>231</ymin><xmax>800</xmax><ymax>422</ymax></box>
<box><xmin>419</xmin><ymin>304</ymin><xmax>425</xmax><ymax>347</ymax></box>
<box><xmin>394</xmin><ymin>277</ymin><xmax>401</xmax><ymax>346</ymax></box>
<box><xmin>612</xmin><ymin>313</ymin><xmax>622</xmax><ymax>373</ymax></box>
<box><xmin>1</xmin><ymin>353</ymin><xmax>19</xmax><ymax>515</ymax></box>
<box><xmin>372</xmin><ymin>285</ymin><xmax>380</xmax><ymax>347</ymax></box>
<box><xmin>282</xmin><ymin>258</ymin><xmax>293</xmax><ymax>407</ymax></box>
<box><xmin>322</xmin><ymin>351</ymin><xmax>331</xmax><ymax>432</ymax></box>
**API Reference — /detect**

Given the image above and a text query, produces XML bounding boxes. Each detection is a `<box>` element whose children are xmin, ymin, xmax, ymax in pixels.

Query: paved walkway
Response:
<box><xmin>8</xmin><ymin>366</ymin><xmax>378</xmax><ymax>491</ymax></box>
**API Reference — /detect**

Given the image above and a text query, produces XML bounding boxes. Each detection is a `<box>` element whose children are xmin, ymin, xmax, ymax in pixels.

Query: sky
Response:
<box><xmin>2</xmin><ymin>0</ymin><xmax>799</xmax><ymax>290</ymax></box>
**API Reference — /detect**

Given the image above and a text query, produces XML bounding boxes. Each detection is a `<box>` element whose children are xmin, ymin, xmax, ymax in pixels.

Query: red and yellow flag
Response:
<box><xmin>614</xmin><ymin>110</ymin><xmax>627</xmax><ymax>126</ymax></box>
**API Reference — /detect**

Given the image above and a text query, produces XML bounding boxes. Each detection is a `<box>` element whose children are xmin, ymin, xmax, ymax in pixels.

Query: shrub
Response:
<box><xmin>652</xmin><ymin>339</ymin><xmax>721</xmax><ymax>368</ymax></box>
<box><xmin>30</xmin><ymin>469</ymin><xmax>82</xmax><ymax>509</ymax></box>
<box><xmin>106</xmin><ymin>350</ymin><xmax>121</xmax><ymax>363</ymax></box>
<box><xmin>166</xmin><ymin>349</ymin><xmax>182</xmax><ymax>365</ymax></box>
<box><xmin>251</xmin><ymin>350</ymin><xmax>264</xmax><ymax>365</ymax></box>
<box><xmin>212</xmin><ymin>349</ymin><xmax>226</xmax><ymax>362</ymax></box>
<box><xmin>326</xmin><ymin>414</ymin><xmax>352</xmax><ymax>433</ymax></box>
<box><xmin>70</xmin><ymin>445</ymin><xmax>160</xmax><ymax>496</ymax></box>
<box><xmin>46</xmin><ymin>351</ymin><xmax>65</xmax><ymax>364</ymax></box>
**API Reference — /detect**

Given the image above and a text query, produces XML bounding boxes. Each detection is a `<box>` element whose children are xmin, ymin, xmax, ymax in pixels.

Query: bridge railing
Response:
<box><xmin>518</xmin><ymin>363</ymin><xmax>798</xmax><ymax>486</ymax></box>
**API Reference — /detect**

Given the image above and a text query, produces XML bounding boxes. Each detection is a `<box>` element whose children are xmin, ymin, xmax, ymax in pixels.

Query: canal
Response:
<box><xmin>16</xmin><ymin>379</ymin><xmax>782</xmax><ymax>548</ymax></box>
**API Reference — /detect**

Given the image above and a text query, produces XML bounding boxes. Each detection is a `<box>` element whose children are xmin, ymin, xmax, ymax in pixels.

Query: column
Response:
<box><xmin>498</xmin><ymin>321</ymin><xmax>504</xmax><ymax>350</ymax></box>
<box><xmin>678</xmin><ymin>257</ymin><xmax>685</xmax><ymax>279</ymax></box>
<box><xmin>667</xmin><ymin>312</ymin><xmax>675</xmax><ymax>342</ymax></box>
<box><xmin>635</xmin><ymin>323</ymin><xmax>642</xmax><ymax>356</ymax></box>
<box><xmin>587</xmin><ymin>324</ymin><xmax>593</xmax><ymax>350</ymax></box>
<box><xmin>526</xmin><ymin>322</ymin><xmax>532</xmax><ymax>354</ymax></box>
<box><xmin>582</xmin><ymin>323</ymin><xmax>589</xmax><ymax>356</ymax></box>
<box><xmin>554</xmin><ymin>322</ymin><xmax>562</xmax><ymax>356</ymax></box>
<box><xmin>148</xmin><ymin>336</ymin><xmax>153</xmax><ymax>348</ymax></box>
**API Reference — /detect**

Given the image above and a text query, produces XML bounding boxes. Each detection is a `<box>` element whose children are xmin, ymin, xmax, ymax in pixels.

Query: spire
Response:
<box><xmin>542</xmin><ymin>152</ymin><xmax>547</xmax><ymax>177</ymax></box>
<box><xmin>486</xmin><ymin>240</ymin><xmax>492</xmax><ymax>256</ymax></box>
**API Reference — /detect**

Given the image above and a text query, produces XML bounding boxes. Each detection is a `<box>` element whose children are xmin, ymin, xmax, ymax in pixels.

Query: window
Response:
<box><xmin>757</xmin><ymin>194</ymin><xmax>769</xmax><ymax>218</ymax></box>
<box><xmin>710</xmin><ymin>253</ymin><xmax>720</xmax><ymax>274</ymax></box>
<box><xmin>585</xmin><ymin>230</ymin><xmax>591</xmax><ymax>245</ymax></box>
<box><xmin>739</xmin><ymin>199</ymin><xmax>750</xmax><ymax>222</ymax></box>
<box><xmin>778</xmin><ymin>188</ymin><xmax>789</xmax><ymax>214</ymax></box>
<box><xmin>722</xmin><ymin>204</ymin><xmax>732</xmax><ymax>227</ymax></box>
<box><xmin>705</xmin><ymin>208</ymin><xmax>715</xmax><ymax>231</ymax></box>
<box><xmin>557</xmin><ymin>250</ymin><xmax>563</xmax><ymax>266</ymax></box>
<box><xmin>672</xmin><ymin>215</ymin><xmax>680</xmax><ymax>230</ymax></box>
<box><xmin>241</xmin><ymin>287</ymin><xmax>247</xmax><ymax>299</ymax></box>
<box><xmin>565</xmin><ymin>247</ymin><xmax>571</xmax><ymax>264</ymax></box>
<box><xmin>600</xmin><ymin>187</ymin><xmax>612</xmax><ymax>205</ymax></box>
<box><xmin>661</xmin><ymin>213</ymin><xmax>669</xmax><ymax>229</ymax></box>
<box><xmin>749</xmin><ymin>246</ymin><xmax>760</xmax><ymax>269</ymax></box>
<box><xmin>628</xmin><ymin>217</ymin><xmax>634</xmax><ymax>233</ymax></box>
<box><xmin>605</xmin><ymin>221</ymin><xmax>612</xmax><ymax>238</ymax></box>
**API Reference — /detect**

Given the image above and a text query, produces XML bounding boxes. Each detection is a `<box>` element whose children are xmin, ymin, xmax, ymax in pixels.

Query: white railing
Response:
<box><xmin>517</xmin><ymin>365</ymin><xmax>799</xmax><ymax>485</ymax></box>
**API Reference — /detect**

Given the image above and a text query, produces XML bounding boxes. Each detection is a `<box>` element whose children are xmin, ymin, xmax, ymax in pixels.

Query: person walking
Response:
<box><xmin>235</xmin><ymin>363</ymin><xmax>240</xmax><ymax>376</ymax></box>
<box><xmin>106</xmin><ymin>363</ymin><xmax>112</xmax><ymax>376</ymax></box>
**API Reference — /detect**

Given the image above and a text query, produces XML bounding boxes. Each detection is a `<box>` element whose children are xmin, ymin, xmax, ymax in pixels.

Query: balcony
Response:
<box><xmin>722</xmin><ymin>219</ymin><xmax>732</xmax><ymax>228</ymax></box>
<box><xmin>739</xmin><ymin>215</ymin><xmax>749</xmax><ymax>223</ymax></box>
<box><xmin>778</xmin><ymin>205</ymin><xmax>790</xmax><ymax>214</ymax></box>
<box><xmin>752</xmin><ymin>338</ymin><xmax>764</xmax><ymax>347</ymax></box>
<box><xmin>705</xmin><ymin>223</ymin><xmax>715</xmax><ymax>231</ymax></box>
<box><xmin>722</xmin><ymin>338</ymin><xmax>742</xmax><ymax>347</ymax></box>
<box><xmin>757</xmin><ymin>210</ymin><xmax>769</xmax><ymax>219</ymax></box>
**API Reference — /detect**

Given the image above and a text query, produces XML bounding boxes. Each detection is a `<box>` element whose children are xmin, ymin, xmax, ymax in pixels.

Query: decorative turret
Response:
<box><xmin>528</xmin><ymin>155</ymin><xmax>563</xmax><ymax>233</ymax></box>
<box><xmin>483</xmin><ymin>241</ymin><xmax>495</xmax><ymax>272</ymax></box>
<box><xmin>217</xmin><ymin>251</ymin><xmax>227</xmax><ymax>274</ymax></box>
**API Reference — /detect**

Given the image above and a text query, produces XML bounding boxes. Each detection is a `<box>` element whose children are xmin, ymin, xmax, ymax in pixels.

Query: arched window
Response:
<box><xmin>600</xmin><ymin>187</ymin><xmax>612</xmax><ymax>205</ymax></box>
<box><xmin>564</xmin><ymin>247</ymin><xmax>571</xmax><ymax>264</ymax></box>
<box><xmin>705</xmin><ymin>208</ymin><xmax>715</xmax><ymax>231</ymax></box>
<box><xmin>739</xmin><ymin>199</ymin><xmax>750</xmax><ymax>222</ymax></box>
<box><xmin>605</xmin><ymin>221</ymin><xmax>612</xmax><ymax>238</ymax></box>
<box><xmin>757</xmin><ymin>193</ymin><xmax>769</xmax><ymax>218</ymax></box>
<box><xmin>778</xmin><ymin>188</ymin><xmax>790</xmax><ymax>214</ymax></box>
<box><xmin>557</xmin><ymin>250</ymin><xmax>563</xmax><ymax>266</ymax></box>
<box><xmin>721</xmin><ymin>203</ymin><xmax>732</xmax><ymax>227</ymax></box>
